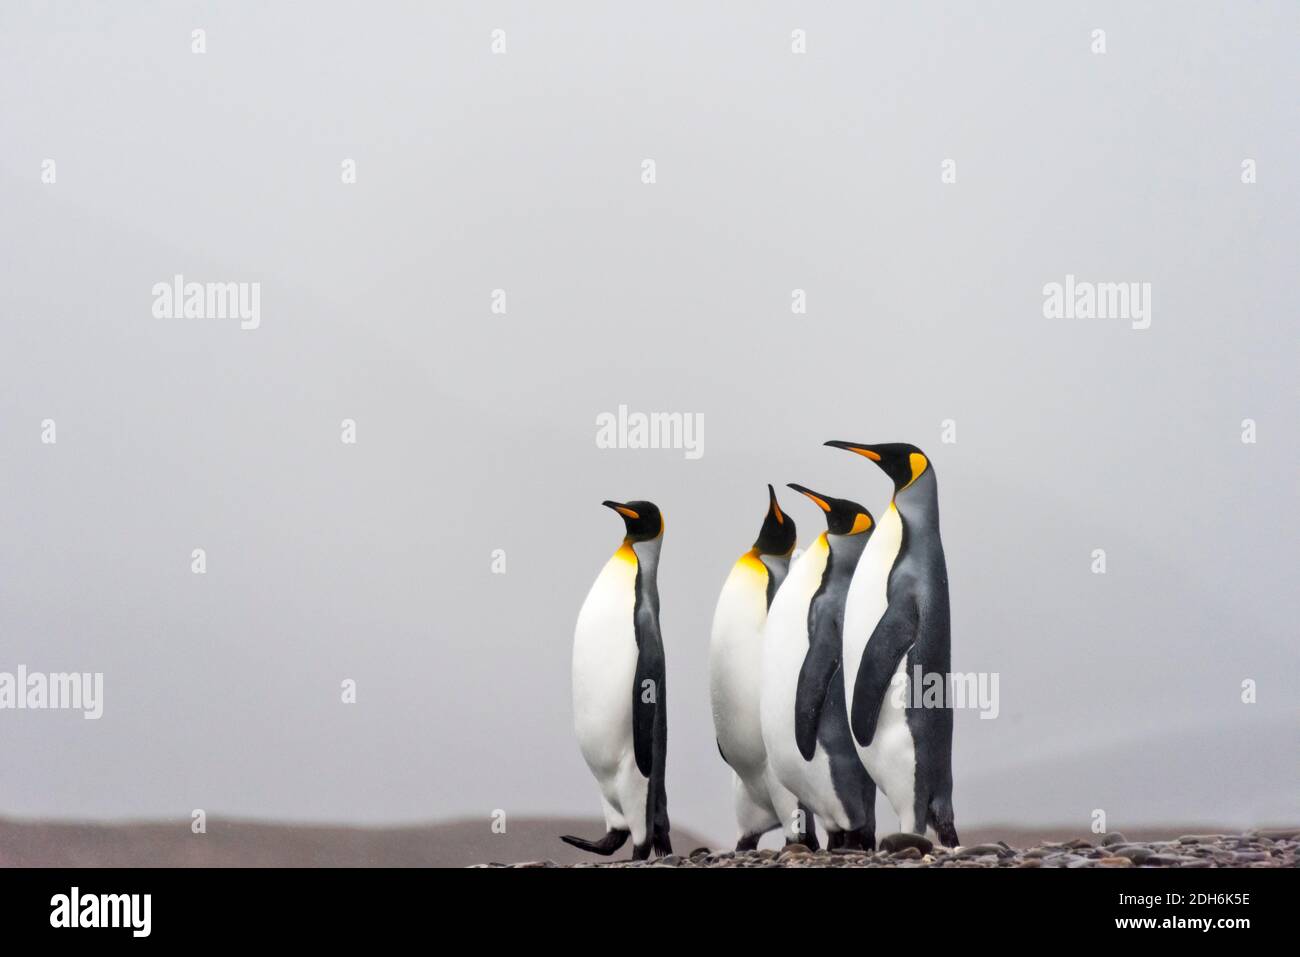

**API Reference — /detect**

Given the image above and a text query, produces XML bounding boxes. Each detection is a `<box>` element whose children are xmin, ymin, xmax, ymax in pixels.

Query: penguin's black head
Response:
<box><xmin>825</xmin><ymin>440</ymin><xmax>931</xmax><ymax>494</ymax></box>
<box><xmin>602</xmin><ymin>500</ymin><xmax>663</xmax><ymax>542</ymax></box>
<box><xmin>752</xmin><ymin>484</ymin><xmax>796</xmax><ymax>556</ymax></box>
<box><xmin>787</xmin><ymin>484</ymin><xmax>874</xmax><ymax>536</ymax></box>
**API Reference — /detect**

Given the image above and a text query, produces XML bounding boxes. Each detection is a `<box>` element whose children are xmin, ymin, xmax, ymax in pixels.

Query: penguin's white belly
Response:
<box><xmin>761</xmin><ymin>538</ymin><xmax>851</xmax><ymax>829</ymax></box>
<box><xmin>572</xmin><ymin>549</ymin><xmax>640</xmax><ymax>787</ymax></box>
<box><xmin>842</xmin><ymin>506</ymin><xmax>916</xmax><ymax>824</ymax></box>
<box><xmin>709</xmin><ymin>558</ymin><xmax>770</xmax><ymax>777</ymax></box>
<box><xmin>859</xmin><ymin>656</ymin><xmax>917</xmax><ymax>825</ymax></box>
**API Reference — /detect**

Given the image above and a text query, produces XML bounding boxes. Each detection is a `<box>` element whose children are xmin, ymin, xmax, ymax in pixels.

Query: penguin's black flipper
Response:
<box><xmin>850</xmin><ymin>596</ymin><xmax>919</xmax><ymax>747</ymax></box>
<box><xmin>794</xmin><ymin>631</ymin><xmax>841</xmax><ymax>762</ymax></box>
<box><xmin>631</xmin><ymin>618</ymin><xmax>665</xmax><ymax>779</ymax></box>
<box><xmin>560</xmin><ymin>829</ymin><xmax>630</xmax><ymax>855</ymax></box>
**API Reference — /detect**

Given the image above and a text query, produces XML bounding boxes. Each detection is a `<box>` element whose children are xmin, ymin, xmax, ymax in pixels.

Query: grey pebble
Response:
<box><xmin>1111</xmin><ymin>846</ymin><xmax>1154</xmax><ymax>864</ymax></box>
<box><xmin>1232</xmin><ymin>851</ymin><xmax>1270</xmax><ymax>863</ymax></box>
<box><xmin>879</xmin><ymin>832</ymin><xmax>935</xmax><ymax>855</ymax></box>
<box><xmin>1254</xmin><ymin>828</ymin><xmax>1300</xmax><ymax>841</ymax></box>
<box><xmin>955</xmin><ymin>843</ymin><xmax>1009</xmax><ymax>859</ymax></box>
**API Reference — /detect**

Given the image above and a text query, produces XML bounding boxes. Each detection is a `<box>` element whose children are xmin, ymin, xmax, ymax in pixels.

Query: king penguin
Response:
<box><xmin>826</xmin><ymin>441</ymin><xmax>959</xmax><ymax>847</ymax></box>
<box><xmin>563</xmin><ymin>499</ymin><xmax>672</xmax><ymax>860</ymax></box>
<box><xmin>709</xmin><ymin>485</ymin><xmax>818</xmax><ymax>851</ymax></box>
<box><xmin>760</xmin><ymin>485</ymin><xmax>879</xmax><ymax>850</ymax></box>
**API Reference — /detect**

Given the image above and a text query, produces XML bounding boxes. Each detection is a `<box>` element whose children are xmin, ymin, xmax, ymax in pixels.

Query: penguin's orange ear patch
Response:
<box><xmin>849</xmin><ymin>513</ymin><xmax>873</xmax><ymax>534</ymax></box>
<box><xmin>614</xmin><ymin>506</ymin><xmax>640</xmax><ymax>520</ymax></box>
<box><xmin>903</xmin><ymin>452</ymin><xmax>928</xmax><ymax>489</ymax></box>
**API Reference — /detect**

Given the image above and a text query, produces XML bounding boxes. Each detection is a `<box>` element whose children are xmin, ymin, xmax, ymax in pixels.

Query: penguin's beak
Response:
<box><xmin>787</xmin><ymin>483</ymin><xmax>832</xmax><ymax>513</ymax></box>
<box><xmin>766</xmin><ymin>484</ymin><xmax>785</xmax><ymax>525</ymax></box>
<box><xmin>825</xmin><ymin>440</ymin><xmax>882</xmax><ymax>462</ymax></box>
<box><xmin>602</xmin><ymin>500</ymin><xmax>640</xmax><ymax>520</ymax></box>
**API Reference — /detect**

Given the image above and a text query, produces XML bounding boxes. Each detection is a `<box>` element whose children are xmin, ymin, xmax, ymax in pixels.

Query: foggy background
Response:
<box><xmin>1</xmin><ymin>1</ymin><xmax>1296</xmax><ymax>845</ymax></box>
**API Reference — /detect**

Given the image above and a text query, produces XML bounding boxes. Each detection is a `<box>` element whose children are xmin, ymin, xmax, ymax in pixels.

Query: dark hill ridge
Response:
<box><xmin>0</xmin><ymin>817</ymin><xmax>1294</xmax><ymax>868</ymax></box>
<box><xmin>0</xmin><ymin>816</ymin><xmax>713</xmax><ymax>868</ymax></box>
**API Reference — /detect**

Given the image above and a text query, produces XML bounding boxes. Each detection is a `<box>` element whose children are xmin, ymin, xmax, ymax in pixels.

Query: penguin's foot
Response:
<box><xmin>796</xmin><ymin>805</ymin><xmax>821</xmax><ymax>850</ymax></box>
<box><xmin>935</xmin><ymin>823</ymin><xmax>959</xmax><ymax>849</ymax></box>
<box><xmin>927</xmin><ymin>801</ymin><xmax>959</xmax><ymax>848</ymax></box>
<box><xmin>631</xmin><ymin>840</ymin><xmax>652</xmax><ymax>861</ymax></box>
<box><xmin>854</xmin><ymin>827</ymin><xmax>876</xmax><ymax>852</ymax></box>
<box><xmin>736</xmin><ymin>833</ymin><xmax>762</xmax><ymax>852</ymax></box>
<box><xmin>560</xmin><ymin>828</ymin><xmax>630</xmax><ymax>856</ymax></box>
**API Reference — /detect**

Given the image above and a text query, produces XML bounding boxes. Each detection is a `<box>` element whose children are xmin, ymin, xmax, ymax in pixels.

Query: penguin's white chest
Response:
<box><xmin>709</xmin><ymin>554</ymin><xmax>771</xmax><ymax>776</ymax></box>
<box><xmin>842</xmin><ymin>505</ymin><xmax>902</xmax><ymax>713</ymax></box>
<box><xmin>572</xmin><ymin>546</ymin><xmax>639</xmax><ymax>776</ymax></box>
<box><xmin>761</xmin><ymin>536</ymin><xmax>848</xmax><ymax>824</ymax></box>
<box><xmin>841</xmin><ymin>505</ymin><xmax>917</xmax><ymax>821</ymax></box>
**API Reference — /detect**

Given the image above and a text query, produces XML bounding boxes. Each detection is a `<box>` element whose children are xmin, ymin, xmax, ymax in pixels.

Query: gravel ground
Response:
<box><xmin>479</xmin><ymin>828</ymin><xmax>1299</xmax><ymax>868</ymax></box>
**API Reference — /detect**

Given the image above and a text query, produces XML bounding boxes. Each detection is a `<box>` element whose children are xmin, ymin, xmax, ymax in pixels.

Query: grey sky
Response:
<box><xmin>1</xmin><ymin>1</ymin><xmax>1296</xmax><ymax>841</ymax></box>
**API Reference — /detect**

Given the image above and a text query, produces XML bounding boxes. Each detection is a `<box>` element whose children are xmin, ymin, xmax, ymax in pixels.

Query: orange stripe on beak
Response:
<box><xmin>798</xmin><ymin>491</ymin><xmax>832</xmax><ymax>513</ymax></box>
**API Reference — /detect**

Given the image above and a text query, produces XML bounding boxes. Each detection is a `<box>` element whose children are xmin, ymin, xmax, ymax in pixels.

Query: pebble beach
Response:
<box><xmin>480</xmin><ymin>828</ymin><xmax>1299</xmax><ymax>868</ymax></box>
